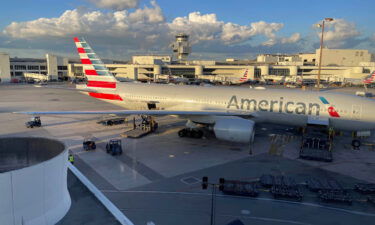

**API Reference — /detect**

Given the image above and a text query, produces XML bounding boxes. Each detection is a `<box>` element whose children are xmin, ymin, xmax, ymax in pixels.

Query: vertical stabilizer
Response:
<box><xmin>363</xmin><ymin>71</ymin><xmax>375</xmax><ymax>84</ymax></box>
<box><xmin>73</xmin><ymin>37</ymin><xmax>117</xmax><ymax>90</ymax></box>
<box><xmin>238</xmin><ymin>69</ymin><xmax>249</xmax><ymax>83</ymax></box>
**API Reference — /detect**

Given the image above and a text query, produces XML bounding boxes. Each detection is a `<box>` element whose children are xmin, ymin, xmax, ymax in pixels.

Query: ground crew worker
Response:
<box><xmin>68</xmin><ymin>154</ymin><xmax>74</xmax><ymax>164</ymax></box>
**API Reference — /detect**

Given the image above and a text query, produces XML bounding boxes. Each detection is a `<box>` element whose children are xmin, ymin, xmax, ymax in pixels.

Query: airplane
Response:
<box><xmin>153</xmin><ymin>74</ymin><xmax>189</xmax><ymax>84</ymax></box>
<box><xmin>344</xmin><ymin>70</ymin><xmax>375</xmax><ymax>86</ymax></box>
<box><xmin>197</xmin><ymin>69</ymin><xmax>251</xmax><ymax>85</ymax></box>
<box><xmin>362</xmin><ymin>70</ymin><xmax>375</xmax><ymax>85</ymax></box>
<box><xmin>18</xmin><ymin>37</ymin><xmax>375</xmax><ymax>148</ymax></box>
<box><xmin>167</xmin><ymin>75</ymin><xmax>189</xmax><ymax>84</ymax></box>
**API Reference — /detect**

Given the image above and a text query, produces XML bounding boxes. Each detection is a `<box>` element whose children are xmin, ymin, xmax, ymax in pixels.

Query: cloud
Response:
<box><xmin>169</xmin><ymin>12</ymin><xmax>297</xmax><ymax>47</ymax></box>
<box><xmin>1</xmin><ymin>1</ymin><xmax>306</xmax><ymax>59</ymax></box>
<box><xmin>220</xmin><ymin>21</ymin><xmax>286</xmax><ymax>45</ymax></box>
<box><xmin>88</xmin><ymin>0</ymin><xmax>139</xmax><ymax>10</ymax></box>
<box><xmin>3</xmin><ymin>1</ymin><xmax>165</xmax><ymax>41</ymax></box>
<box><xmin>314</xmin><ymin>19</ymin><xmax>361</xmax><ymax>48</ymax></box>
<box><xmin>169</xmin><ymin>12</ymin><xmax>223</xmax><ymax>43</ymax></box>
<box><xmin>281</xmin><ymin>33</ymin><xmax>301</xmax><ymax>44</ymax></box>
<box><xmin>262</xmin><ymin>32</ymin><xmax>301</xmax><ymax>46</ymax></box>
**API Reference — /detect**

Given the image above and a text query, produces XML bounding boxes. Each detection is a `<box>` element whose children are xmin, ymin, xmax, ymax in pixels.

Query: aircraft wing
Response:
<box><xmin>14</xmin><ymin>110</ymin><xmax>255</xmax><ymax>117</ymax></box>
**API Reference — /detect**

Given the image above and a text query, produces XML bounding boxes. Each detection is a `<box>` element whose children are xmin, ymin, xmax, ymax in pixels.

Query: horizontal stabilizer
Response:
<box><xmin>32</xmin><ymin>85</ymin><xmax>98</xmax><ymax>93</ymax></box>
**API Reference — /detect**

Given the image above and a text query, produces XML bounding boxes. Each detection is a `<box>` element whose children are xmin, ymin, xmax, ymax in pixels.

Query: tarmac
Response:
<box><xmin>1</xmin><ymin>83</ymin><xmax>375</xmax><ymax>225</ymax></box>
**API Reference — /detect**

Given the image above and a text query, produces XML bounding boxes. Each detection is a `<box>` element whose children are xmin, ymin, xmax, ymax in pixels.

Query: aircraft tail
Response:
<box><xmin>238</xmin><ymin>69</ymin><xmax>249</xmax><ymax>83</ymax></box>
<box><xmin>363</xmin><ymin>71</ymin><xmax>375</xmax><ymax>84</ymax></box>
<box><xmin>73</xmin><ymin>37</ymin><xmax>118</xmax><ymax>90</ymax></box>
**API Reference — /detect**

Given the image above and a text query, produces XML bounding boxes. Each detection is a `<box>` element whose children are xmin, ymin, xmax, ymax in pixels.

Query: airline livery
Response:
<box><xmin>198</xmin><ymin>69</ymin><xmax>251</xmax><ymax>85</ymax></box>
<box><xmin>345</xmin><ymin>70</ymin><xmax>375</xmax><ymax>86</ymax></box>
<box><xmin>363</xmin><ymin>71</ymin><xmax>375</xmax><ymax>84</ymax></box>
<box><xmin>20</xmin><ymin>38</ymin><xmax>375</xmax><ymax>145</ymax></box>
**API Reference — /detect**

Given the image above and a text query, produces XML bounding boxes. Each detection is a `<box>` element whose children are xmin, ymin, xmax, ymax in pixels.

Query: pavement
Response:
<box><xmin>56</xmin><ymin>170</ymin><xmax>120</xmax><ymax>225</ymax></box>
<box><xmin>1</xmin><ymin>83</ymin><xmax>375</xmax><ymax>225</ymax></box>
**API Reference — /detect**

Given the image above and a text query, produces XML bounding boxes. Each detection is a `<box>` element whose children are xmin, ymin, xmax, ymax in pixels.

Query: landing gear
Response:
<box><xmin>178</xmin><ymin>128</ymin><xmax>204</xmax><ymax>139</ymax></box>
<box><xmin>249</xmin><ymin>131</ymin><xmax>255</xmax><ymax>155</ymax></box>
<box><xmin>178</xmin><ymin>129</ymin><xmax>186</xmax><ymax>137</ymax></box>
<box><xmin>352</xmin><ymin>139</ymin><xmax>361</xmax><ymax>150</ymax></box>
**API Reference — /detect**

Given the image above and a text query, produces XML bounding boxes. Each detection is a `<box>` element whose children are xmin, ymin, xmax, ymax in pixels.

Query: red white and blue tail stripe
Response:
<box><xmin>363</xmin><ymin>71</ymin><xmax>375</xmax><ymax>84</ymax></box>
<box><xmin>238</xmin><ymin>69</ymin><xmax>249</xmax><ymax>83</ymax></box>
<box><xmin>74</xmin><ymin>37</ymin><xmax>117</xmax><ymax>88</ymax></box>
<box><xmin>74</xmin><ymin>37</ymin><xmax>122</xmax><ymax>101</ymax></box>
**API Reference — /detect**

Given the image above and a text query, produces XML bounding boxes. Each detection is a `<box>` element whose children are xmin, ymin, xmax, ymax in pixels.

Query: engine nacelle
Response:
<box><xmin>213</xmin><ymin>118</ymin><xmax>255</xmax><ymax>143</ymax></box>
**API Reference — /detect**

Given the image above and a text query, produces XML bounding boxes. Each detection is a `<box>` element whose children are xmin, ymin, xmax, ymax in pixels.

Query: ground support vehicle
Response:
<box><xmin>106</xmin><ymin>139</ymin><xmax>123</xmax><ymax>155</ymax></box>
<box><xmin>83</xmin><ymin>138</ymin><xmax>96</xmax><ymax>151</ymax></box>
<box><xmin>25</xmin><ymin>116</ymin><xmax>41</xmax><ymax>128</ymax></box>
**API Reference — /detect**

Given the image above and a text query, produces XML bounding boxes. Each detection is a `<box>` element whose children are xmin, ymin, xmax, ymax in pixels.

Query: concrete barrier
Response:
<box><xmin>68</xmin><ymin>163</ymin><xmax>134</xmax><ymax>225</ymax></box>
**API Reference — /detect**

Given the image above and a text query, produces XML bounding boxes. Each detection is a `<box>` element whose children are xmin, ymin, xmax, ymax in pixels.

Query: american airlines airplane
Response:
<box><xmin>362</xmin><ymin>70</ymin><xmax>375</xmax><ymax>84</ymax></box>
<box><xmin>20</xmin><ymin>38</ymin><xmax>375</xmax><ymax>146</ymax></box>
<box><xmin>198</xmin><ymin>69</ymin><xmax>251</xmax><ymax>85</ymax></box>
<box><xmin>345</xmin><ymin>70</ymin><xmax>375</xmax><ymax>86</ymax></box>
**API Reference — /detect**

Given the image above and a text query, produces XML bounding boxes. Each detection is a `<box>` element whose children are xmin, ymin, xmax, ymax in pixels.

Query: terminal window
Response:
<box><xmin>269</xmin><ymin>68</ymin><xmax>290</xmax><ymax>76</ymax></box>
<box><xmin>27</xmin><ymin>65</ymin><xmax>39</xmax><ymax>70</ymax></box>
<box><xmin>58</xmin><ymin>66</ymin><xmax>68</xmax><ymax>70</ymax></box>
<box><xmin>254</xmin><ymin>68</ymin><xmax>261</xmax><ymax>78</ymax></box>
<box><xmin>14</xmin><ymin>65</ymin><xmax>26</xmax><ymax>70</ymax></box>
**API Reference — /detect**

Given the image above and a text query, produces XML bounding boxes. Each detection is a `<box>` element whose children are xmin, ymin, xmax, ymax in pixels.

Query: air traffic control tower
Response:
<box><xmin>171</xmin><ymin>33</ymin><xmax>191</xmax><ymax>62</ymax></box>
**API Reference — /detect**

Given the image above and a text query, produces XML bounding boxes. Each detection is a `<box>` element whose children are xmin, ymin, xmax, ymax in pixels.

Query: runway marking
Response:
<box><xmin>100</xmin><ymin>190</ymin><xmax>375</xmax><ymax>217</ymax></box>
<box><xmin>180</xmin><ymin>176</ymin><xmax>200</xmax><ymax>185</ymax></box>
<box><xmin>220</xmin><ymin>214</ymin><xmax>312</xmax><ymax>225</ymax></box>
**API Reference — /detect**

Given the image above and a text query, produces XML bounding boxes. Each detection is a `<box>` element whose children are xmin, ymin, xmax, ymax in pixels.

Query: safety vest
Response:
<box><xmin>68</xmin><ymin>155</ymin><xmax>74</xmax><ymax>163</ymax></box>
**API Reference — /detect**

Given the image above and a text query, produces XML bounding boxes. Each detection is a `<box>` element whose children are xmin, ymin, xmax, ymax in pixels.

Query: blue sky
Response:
<box><xmin>0</xmin><ymin>0</ymin><xmax>373</xmax><ymax>59</ymax></box>
<box><xmin>158</xmin><ymin>0</ymin><xmax>374</xmax><ymax>33</ymax></box>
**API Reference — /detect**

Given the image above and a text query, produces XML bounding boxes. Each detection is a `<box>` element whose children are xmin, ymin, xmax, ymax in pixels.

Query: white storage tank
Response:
<box><xmin>0</xmin><ymin>137</ymin><xmax>71</xmax><ymax>225</ymax></box>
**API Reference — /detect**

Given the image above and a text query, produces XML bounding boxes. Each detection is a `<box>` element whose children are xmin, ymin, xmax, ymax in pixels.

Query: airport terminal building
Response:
<box><xmin>67</xmin><ymin>48</ymin><xmax>375</xmax><ymax>84</ymax></box>
<box><xmin>0</xmin><ymin>53</ymin><xmax>69</xmax><ymax>83</ymax></box>
<box><xmin>0</xmin><ymin>48</ymin><xmax>374</xmax><ymax>84</ymax></box>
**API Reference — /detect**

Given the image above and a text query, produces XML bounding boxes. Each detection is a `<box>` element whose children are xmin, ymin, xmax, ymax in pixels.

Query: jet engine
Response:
<box><xmin>213</xmin><ymin>118</ymin><xmax>255</xmax><ymax>143</ymax></box>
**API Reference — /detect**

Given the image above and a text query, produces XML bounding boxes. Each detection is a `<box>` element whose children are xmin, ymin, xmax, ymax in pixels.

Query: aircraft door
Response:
<box><xmin>351</xmin><ymin>105</ymin><xmax>362</xmax><ymax>120</ymax></box>
<box><xmin>147</xmin><ymin>102</ymin><xmax>158</xmax><ymax>110</ymax></box>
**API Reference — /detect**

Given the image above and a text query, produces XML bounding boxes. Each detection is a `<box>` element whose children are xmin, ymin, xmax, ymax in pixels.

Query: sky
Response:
<box><xmin>0</xmin><ymin>0</ymin><xmax>374</xmax><ymax>60</ymax></box>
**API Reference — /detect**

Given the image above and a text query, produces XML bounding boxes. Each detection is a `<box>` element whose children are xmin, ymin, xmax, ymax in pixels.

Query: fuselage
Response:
<box><xmin>94</xmin><ymin>82</ymin><xmax>375</xmax><ymax>131</ymax></box>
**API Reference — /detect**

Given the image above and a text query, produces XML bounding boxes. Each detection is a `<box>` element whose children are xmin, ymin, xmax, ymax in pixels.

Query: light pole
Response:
<box><xmin>202</xmin><ymin>177</ymin><xmax>225</xmax><ymax>225</ymax></box>
<box><xmin>316</xmin><ymin>18</ymin><xmax>334</xmax><ymax>91</ymax></box>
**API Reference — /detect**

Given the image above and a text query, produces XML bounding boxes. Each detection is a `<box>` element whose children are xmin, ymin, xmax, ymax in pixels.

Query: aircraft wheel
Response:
<box><xmin>193</xmin><ymin>130</ymin><xmax>203</xmax><ymax>138</ymax></box>
<box><xmin>178</xmin><ymin>129</ymin><xmax>186</xmax><ymax>137</ymax></box>
<box><xmin>352</xmin><ymin>139</ymin><xmax>361</xmax><ymax>149</ymax></box>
